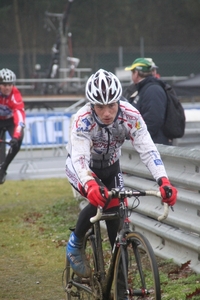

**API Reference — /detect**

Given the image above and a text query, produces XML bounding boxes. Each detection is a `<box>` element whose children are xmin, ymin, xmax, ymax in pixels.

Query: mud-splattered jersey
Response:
<box><xmin>67</xmin><ymin>101</ymin><xmax>167</xmax><ymax>186</ymax></box>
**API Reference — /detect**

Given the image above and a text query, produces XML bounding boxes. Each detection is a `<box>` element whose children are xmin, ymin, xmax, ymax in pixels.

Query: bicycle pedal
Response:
<box><xmin>73</xmin><ymin>276</ymin><xmax>90</xmax><ymax>285</ymax></box>
<box><xmin>65</xmin><ymin>282</ymin><xmax>73</xmax><ymax>292</ymax></box>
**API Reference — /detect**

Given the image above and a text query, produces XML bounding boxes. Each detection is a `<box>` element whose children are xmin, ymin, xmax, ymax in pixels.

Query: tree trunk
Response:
<box><xmin>13</xmin><ymin>0</ymin><xmax>24</xmax><ymax>79</ymax></box>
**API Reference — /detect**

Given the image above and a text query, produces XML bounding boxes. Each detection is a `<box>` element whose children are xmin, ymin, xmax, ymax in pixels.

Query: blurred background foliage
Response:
<box><xmin>0</xmin><ymin>0</ymin><xmax>200</xmax><ymax>77</ymax></box>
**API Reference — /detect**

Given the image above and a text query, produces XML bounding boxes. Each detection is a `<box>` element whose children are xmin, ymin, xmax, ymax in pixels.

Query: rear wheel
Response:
<box><xmin>113</xmin><ymin>231</ymin><xmax>161</xmax><ymax>300</ymax></box>
<box><xmin>63</xmin><ymin>232</ymin><xmax>102</xmax><ymax>300</ymax></box>
<box><xmin>63</xmin><ymin>257</ymin><xmax>93</xmax><ymax>300</ymax></box>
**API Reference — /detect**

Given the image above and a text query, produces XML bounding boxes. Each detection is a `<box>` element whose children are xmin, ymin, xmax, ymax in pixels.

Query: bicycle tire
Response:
<box><xmin>63</xmin><ymin>232</ymin><xmax>102</xmax><ymax>300</ymax></box>
<box><xmin>113</xmin><ymin>231</ymin><xmax>161</xmax><ymax>300</ymax></box>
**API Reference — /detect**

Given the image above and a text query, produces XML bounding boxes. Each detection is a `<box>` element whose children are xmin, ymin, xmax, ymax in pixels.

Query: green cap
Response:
<box><xmin>125</xmin><ymin>58</ymin><xmax>152</xmax><ymax>72</ymax></box>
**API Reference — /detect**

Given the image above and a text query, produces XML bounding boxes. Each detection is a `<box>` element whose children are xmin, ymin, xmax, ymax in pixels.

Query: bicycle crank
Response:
<box><xmin>92</xmin><ymin>277</ymin><xmax>103</xmax><ymax>300</ymax></box>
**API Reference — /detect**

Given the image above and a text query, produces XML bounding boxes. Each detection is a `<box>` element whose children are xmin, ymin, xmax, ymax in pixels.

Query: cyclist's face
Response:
<box><xmin>94</xmin><ymin>102</ymin><xmax>118</xmax><ymax>125</ymax></box>
<box><xmin>0</xmin><ymin>83</ymin><xmax>13</xmax><ymax>96</ymax></box>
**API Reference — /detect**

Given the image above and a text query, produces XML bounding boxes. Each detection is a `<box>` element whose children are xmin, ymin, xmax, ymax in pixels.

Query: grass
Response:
<box><xmin>0</xmin><ymin>178</ymin><xmax>78</xmax><ymax>300</ymax></box>
<box><xmin>0</xmin><ymin>178</ymin><xmax>200</xmax><ymax>300</ymax></box>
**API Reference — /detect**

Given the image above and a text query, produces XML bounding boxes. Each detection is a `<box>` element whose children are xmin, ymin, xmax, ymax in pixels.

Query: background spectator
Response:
<box><xmin>124</xmin><ymin>58</ymin><xmax>172</xmax><ymax>145</ymax></box>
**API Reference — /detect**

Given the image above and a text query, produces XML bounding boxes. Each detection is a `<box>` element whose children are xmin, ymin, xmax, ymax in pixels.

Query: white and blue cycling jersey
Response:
<box><xmin>66</xmin><ymin>101</ymin><xmax>167</xmax><ymax>188</ymax></box>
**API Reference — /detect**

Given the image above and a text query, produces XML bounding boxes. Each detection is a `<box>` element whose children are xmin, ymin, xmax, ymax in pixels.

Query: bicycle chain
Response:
<box><xmin>92</xmin><ymin>276</ymin><xmax>103</xmax><ymax>300</ymax></box>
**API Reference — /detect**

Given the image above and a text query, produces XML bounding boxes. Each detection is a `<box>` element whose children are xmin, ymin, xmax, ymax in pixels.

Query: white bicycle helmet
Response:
<box><xmin>0</xmin><ymin>68</ymin><xmax>16</xmax><ymax>83</ymax></box>
<box><xmin>85</xmin><ymin>69</ymin><xmax>122</xmax><ymax>105</ymax></box>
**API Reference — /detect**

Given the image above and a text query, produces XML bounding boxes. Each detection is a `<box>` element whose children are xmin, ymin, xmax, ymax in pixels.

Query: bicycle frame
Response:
<box><xmin>0</xmin><ymin>128</ymin><xmax>8</xmax><ymax>164</ymax></box>
<box><xmin>65</xmin><ymin>188</ymin><xmax>168</xmax><ymax>299</ymax></box>
<box><xmin>91</xmin><ymin>209</ymin><xmax>128</xmax><ymax>299</ymax></box>
<box><xmin>86</xmin><ymin>199</ymin><xmax>138</xmax><ymax>299</ymax></box>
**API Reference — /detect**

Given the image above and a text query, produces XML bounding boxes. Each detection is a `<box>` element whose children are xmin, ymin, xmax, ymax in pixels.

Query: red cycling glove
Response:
<box><xmin>85</xmin><ymin>180</ymin><xmax>109</xmax><ymax>207</ymax></box>
<box><xmin>158</xmin><ymin>177</ymin><xmax>177</xmax><ymax>206</ymax></box>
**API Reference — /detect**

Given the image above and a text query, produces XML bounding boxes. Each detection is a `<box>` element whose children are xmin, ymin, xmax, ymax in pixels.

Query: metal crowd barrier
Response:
<box><xmin>174</xmin><ymin>121</ymin><xmax>200</xmax><ymax>147</ymax></box>
<box><xmin>7</xmin><ymin>111</ymin><xmax>72</xmax><ymax>180</ymax></box>
<box><xmin>77</xmin><ymin>137</ymin><xmax>200</xmax><ymax>273</ymax></box>
<box><xmin>120</xmin><ymin>141</ymin><xmax>200</xmax><ymax>273</ymax></box>
<box><xmin>16</xmin><ymin>70</ymin><xmax>92</xmax><ymax>94</ymax></box>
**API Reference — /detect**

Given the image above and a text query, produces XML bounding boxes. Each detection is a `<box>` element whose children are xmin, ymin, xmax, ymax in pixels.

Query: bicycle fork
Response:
<box><xmin>118</xmin><ymin>234</ymin><xmax>150</xmax><ymax>298</ymax></box>
<box><xmin>116</xmin><ymin>234</ymin><xmax>129</xmax><ymax>299</ymax></box>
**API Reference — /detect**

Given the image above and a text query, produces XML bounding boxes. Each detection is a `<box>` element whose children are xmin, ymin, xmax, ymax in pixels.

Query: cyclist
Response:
<box><xmin>0</xmin><ymin>68</ymin><xmax>25</xmax><ymax>184</ymax></box>
<box><xmin>65</xmin><ymin>69</ymin><xmax>177</xmax><ymax>279</ymax></box>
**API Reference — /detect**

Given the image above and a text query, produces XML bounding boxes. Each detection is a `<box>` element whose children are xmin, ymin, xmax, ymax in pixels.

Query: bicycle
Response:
<box><xmin>0</xmin><ymin>128</ymin><xmax>12</xmax><ymax>183</ymax></box>
<box><xmin>0</xmin><ymin>127</ymin><xmax>8</xmax><ymax>164</ymax></box>
<box><xmin>63</xmin><ymin>187</ymin><xmax>169</xmax><ymax>300</ymax></box>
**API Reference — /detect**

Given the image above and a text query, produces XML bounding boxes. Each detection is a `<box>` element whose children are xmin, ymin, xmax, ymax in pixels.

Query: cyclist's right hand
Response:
<box><xmin>85</xmin><ymin>180</ymin><xmax>108</xmax><ymax>207</ymax></box>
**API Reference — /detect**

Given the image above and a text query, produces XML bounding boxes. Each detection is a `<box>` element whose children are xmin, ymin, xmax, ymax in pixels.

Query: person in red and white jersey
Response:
<box><xmin>0</xmin><ymin>68</ymin><xmax>25</xmax><ymax>184</ymax></box>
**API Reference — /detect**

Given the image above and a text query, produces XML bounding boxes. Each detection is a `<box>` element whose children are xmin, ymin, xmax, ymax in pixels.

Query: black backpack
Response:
<box><xmin>133</xmin><ymin>80</ymin><xmax>186</xmax><ymax>140</ymax></box>
<box><xmin>158</xmin><ymin>80</ymin><xmax>186</xmax><ymax>139</ymax></box>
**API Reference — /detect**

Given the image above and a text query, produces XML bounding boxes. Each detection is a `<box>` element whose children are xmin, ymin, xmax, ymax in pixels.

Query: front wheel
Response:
<box><xmin>113</xmin><ymin>231</ymin><xmax>161</xmax><ymax>300</ymax></box>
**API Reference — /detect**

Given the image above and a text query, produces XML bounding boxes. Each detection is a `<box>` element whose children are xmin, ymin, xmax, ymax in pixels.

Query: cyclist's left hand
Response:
<box><xmin>10</xmin><ymin>138</ymin><xmax>19</xmax><ymax>147</ymax></box>
<box><xmin>158</xmin><ymin>177</ymin><xmax>177</xmax><ymax>206</ymax></box>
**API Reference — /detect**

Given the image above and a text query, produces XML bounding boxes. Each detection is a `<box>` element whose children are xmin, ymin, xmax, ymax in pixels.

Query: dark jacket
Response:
<box><xmin>124</xmin><ymin>76</ymin><xmax>172</xmax><ymax>145</ymax></box>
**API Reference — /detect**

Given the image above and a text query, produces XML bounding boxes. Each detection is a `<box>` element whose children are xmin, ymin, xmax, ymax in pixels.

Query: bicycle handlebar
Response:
<box><xmin>90</xmin><ymin>189</ymin><xmax>169</xmax><ymax>223</ymax></box>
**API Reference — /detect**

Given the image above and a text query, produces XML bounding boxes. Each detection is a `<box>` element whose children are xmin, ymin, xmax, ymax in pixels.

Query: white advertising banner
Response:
<box><xmin>21</xmin><ymin>112</ymin><xmax>73</xmax><ymax>147</ymax></box>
